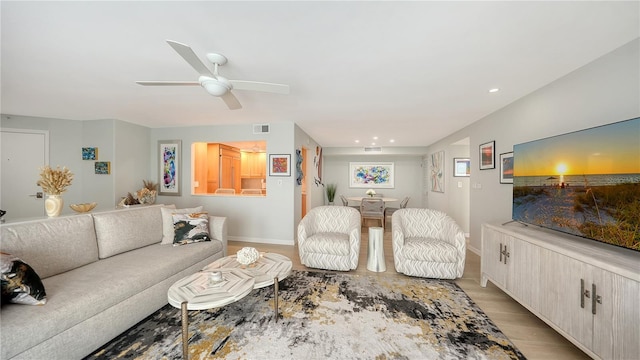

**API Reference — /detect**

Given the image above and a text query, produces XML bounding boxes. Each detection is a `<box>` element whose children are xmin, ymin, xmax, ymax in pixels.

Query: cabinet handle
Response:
<box><xmin>591</xmin><ymin>283</ymin><xmax>599</xmax><ymax>315</ymax></box>
<box><xmin>499</xmin><ymin>243</ymin><xmax>510</xmax><ymax>265</ymax></box>
<box><xmin>580</xmin><ymin>279</ymin><xmax>590</xmax><ymax>308</ymax></box>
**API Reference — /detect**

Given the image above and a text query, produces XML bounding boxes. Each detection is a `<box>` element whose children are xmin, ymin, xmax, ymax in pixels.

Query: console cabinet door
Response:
<box><xmin>480</xmin><ymin>226</ymin><xmax>509</xmax><ymax>288</ymax></box>
<box><xmin>507</xmin><ymin>239</ymin><xmax>540</xmax><ymax>311</ymax></box>
<box><xmin>540</xmin><ymin>249</ymin><xmax>593</xmax><ymax>351</ymax></box>
<box><xmin>591</xmin><ymin>271</ymin><xmax>640</xmax><ymax>360</ymax></box>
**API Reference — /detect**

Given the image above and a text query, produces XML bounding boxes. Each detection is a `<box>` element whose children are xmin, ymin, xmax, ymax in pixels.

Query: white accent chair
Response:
<box><xmin>392</xmin><ymin>208</ymin><xmax>466</xmax><ymax>279</ymax></box>
<box><xmin>297</xmin><ymin>206</ymin><xmax>361</xmax><ymax>271</ymax></box>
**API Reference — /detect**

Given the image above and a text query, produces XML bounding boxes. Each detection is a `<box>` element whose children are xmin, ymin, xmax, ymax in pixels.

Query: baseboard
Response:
<box><xmin>228</xmin><ymin>235</ymin><xmax>295</xmax><ymax>246</ymax></box>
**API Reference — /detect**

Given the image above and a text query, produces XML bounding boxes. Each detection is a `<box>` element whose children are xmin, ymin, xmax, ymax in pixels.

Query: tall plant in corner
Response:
<box><xmin>325</xmin><ymin>183</ymin><xmax>337</xmax><ymax>205</ymax></box>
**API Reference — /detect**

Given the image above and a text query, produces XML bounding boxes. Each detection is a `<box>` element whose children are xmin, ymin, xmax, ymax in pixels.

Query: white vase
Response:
<box><xmin>45</xmin><ymin>194</ymin><xmax>64</xmax><ymax>217</ymax></box>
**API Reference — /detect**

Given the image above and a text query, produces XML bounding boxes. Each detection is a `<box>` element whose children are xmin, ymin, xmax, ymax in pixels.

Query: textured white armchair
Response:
<box><xmin>297</xmin><ymin>206</ymin><xmax>361</xmax><ymax>271</ymax></box>
<box><xmin>392</xmin><ymin>208</ymin><xmax>466</xmax><ymax>279</ymax></box>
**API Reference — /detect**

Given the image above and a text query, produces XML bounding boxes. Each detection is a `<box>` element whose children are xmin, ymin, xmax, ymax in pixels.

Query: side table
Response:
<box><xmin>367</xmin><ymin>227</ymin><xmax>386</xmax><ymax>272</ymax></box>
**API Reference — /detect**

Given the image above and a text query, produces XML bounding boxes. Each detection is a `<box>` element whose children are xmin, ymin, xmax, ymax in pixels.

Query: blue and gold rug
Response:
<box><xmin>86</xmin><ymin>271</ymin><xmax>525</xmax><ymax>359</ymax></box>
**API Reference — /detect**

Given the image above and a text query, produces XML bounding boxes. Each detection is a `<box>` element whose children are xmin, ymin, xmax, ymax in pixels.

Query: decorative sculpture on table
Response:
<box><xmin>237</xmin><ymin>247</ymin><xmax>260</xmax><ymax>265</ymax></box>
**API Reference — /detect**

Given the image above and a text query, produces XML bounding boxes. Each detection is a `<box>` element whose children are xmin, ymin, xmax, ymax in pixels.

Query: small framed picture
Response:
<box><xmin>269</xmin><ymin>154</ymin><xmax>291</xmax><ymax>176</ymax></box>
<box><xmin>82</xmin><ymin>147</ymin><xmax>97</xmax><ymax>160</ymax></box>
<box><xmin>453</xmin><ymin>158</ymin><xmax>470</xmax><ymax>177</ymax></box>
<box><xmin>479</xmin><ymin>141</ymin><xmax>495</xmax><ymax>170</ymax></box>
<box><xmin>500</xmin><ymin>152</ymin><xmax>514</xmax><ymax>184</ymax></box>
<box><xmin>95</xmin><ymin>161</ymin><xmax>110</xmax><ymax>175</ymax></box>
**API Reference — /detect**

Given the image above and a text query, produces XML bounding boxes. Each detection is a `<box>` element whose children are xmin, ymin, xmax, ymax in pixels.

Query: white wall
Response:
<box><xmin>1</xmin><ymin>114</ymin><xmax>84</xmax><ymax>215</ymax></box>
<box><xmin>426</xmin><ymin>38</ymin><xmax>640</xmax><ymax>253</ymax></box>
<box><xmin>150</xmin><ymin>121</ymin><xmax>302</xmax><ymax>245</ymax></box>
<box><xmin>82</xmin><ymin>119</ymin><xmax>115</xmax><ymax>211</ymax></box>
<box><xmin>114</xmin><ymin>119</ymin><xmax>150</xmax><ymax>206</ymax></box>
<box><xmin>321</xmin><ymin>153</ymin><xmax>425</xmax><ymax>211</ymax></box>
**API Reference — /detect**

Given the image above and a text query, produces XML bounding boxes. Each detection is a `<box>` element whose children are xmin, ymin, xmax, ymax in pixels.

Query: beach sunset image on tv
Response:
<box><xmin>513</xmin><ymin>117</ymin><xmax>640</xmax><ymax>251</ymax></box>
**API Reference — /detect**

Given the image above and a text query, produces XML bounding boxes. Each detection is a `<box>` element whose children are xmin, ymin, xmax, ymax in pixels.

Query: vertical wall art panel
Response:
<box><xmin>430</xmin><ymin>151</ymin><xmax>444</xmax><ymax>193</ymax></box>
<box><xmin>159</xmin><ymin>140</ymin><xmax>181</xmax><ymax>196</ymax></box>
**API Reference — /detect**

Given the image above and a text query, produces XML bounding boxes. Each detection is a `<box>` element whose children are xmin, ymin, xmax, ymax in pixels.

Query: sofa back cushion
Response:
<box><xmin>93</xmin><ymin>205</ymin><xmax>164</xmax><ymax>259</ymax></box>
<box><xmin>0</xmin><ymin>215</ymin><xmax>99</xmax><ymax>279</ymax></box>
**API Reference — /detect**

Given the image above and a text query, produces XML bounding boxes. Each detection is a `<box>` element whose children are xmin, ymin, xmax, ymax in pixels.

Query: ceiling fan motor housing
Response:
<box><xmin>199</xmin><ymin>75</ymin><xmax>232</xmax><ymax>96</ymax></box>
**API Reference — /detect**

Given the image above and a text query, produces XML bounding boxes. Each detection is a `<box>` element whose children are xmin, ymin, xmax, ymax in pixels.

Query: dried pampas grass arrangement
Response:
<box><xmin>37</xmin><ymin>165</ymin><xmax>74</xmax><ymax>195</ymax></box>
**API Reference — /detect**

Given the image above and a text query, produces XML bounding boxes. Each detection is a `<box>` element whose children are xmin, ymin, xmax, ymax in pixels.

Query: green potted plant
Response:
<box><xmin>325</xmin><ymin>183</ymin><xmax>337</xmax><ymax>205</ymax></box>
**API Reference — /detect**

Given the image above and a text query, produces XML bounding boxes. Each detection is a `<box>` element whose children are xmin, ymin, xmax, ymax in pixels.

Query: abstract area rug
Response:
<box><xmin>86</xmin><ymin>271</ymin><xmax>525</xmax><ymax>360</ymax></box>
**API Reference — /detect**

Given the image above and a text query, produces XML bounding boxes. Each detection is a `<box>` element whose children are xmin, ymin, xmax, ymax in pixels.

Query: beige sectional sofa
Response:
<box><xmin>0</xmin><ymin>204</ymin><xmax>227</xmax><ymax>360</ymax></box>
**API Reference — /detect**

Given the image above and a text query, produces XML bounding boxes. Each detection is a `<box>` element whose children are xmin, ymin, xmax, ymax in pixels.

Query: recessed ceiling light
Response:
<box><xmin>373</xmin><ymin>136</ymin><xmax>378</xmax><ymax>140</ymax></box>
<box><xmin>355</xmin><ymin>140</ymin><xmax>360</xmax><ymax>143</ymax></box>
<box><xmin>489</xmin><ymin>88</ymin><xmax>500</xmax><ymax>93</ymax></box>
<box><xmin>389</xmin><ymin>139</ymin><xmax>395</xmax><ymax>143</ymax></box>
<box><xmin>371</xmin><ymin>142</ymin><xmax>376</xmax><ymax>146</ymax></box>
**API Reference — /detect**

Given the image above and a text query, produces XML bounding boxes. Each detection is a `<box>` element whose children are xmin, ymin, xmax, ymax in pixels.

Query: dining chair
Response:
<box><xmin>385</xmin><ymin>196</ymin><xmax>410</xmax><ymax>227</ymax></box>
<box><xmin>340</xmin><ymin>195</ymin><xmax>360</xmax><ymax>212</ymax></box>
<box><xmin>360</xmin><ymin>197</ymin><xmax>385</xmax><ymax>230</ymax></box>
<box><xmin>214</xmin><ymin>188</ymin><xmax>236</xmax><ymax>194</ymax></box>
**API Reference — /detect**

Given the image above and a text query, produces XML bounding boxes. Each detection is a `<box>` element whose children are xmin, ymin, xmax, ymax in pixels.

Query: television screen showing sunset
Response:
<box><xmin>512</xmin><ymin>117</ymin><xmax>639</xmax><ymax>252</ymax></box>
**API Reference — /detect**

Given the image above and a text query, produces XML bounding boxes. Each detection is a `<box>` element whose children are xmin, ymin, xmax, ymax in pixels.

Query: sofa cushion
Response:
<box><xmin>0</xmin><ymin>240</ymin><xmax>223</xmax><ymax>359</ymax></box>
<box><xmin>301</xmin><ymin>232</ymin><xmax>350</xmax><ymax>256</ymax></box>
<box><xmin>402</xmin><ymin>237</ymin><xmax>458</xmax><ymax>263</ymax></box>
<box><xmin>172</xmin><ymin>212</ymin><xmax>210</xmax><ymax>245</ymax></box>
<box><xmin>93</xmin><ymin>205</ymin><xmax>164</xmax><ymax>259</ymax></box>
<box><xmin>0</xmin><ymin>215</ymin><xmax>99</xmax><ymax>279</ymax></box>
<box><xmin>160</xmin><ymin>205</ymin><xmax>204</xmax><ymax>244</ymax></box>
<box><xmin>1</xmin><ymin>253</ymin><xmax>47</xmax><ymax>305</ymax></box>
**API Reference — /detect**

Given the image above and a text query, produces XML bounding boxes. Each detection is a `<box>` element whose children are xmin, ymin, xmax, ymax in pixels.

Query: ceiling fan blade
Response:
<box><xmin>136</xmin><ymin>81</ymin><xmax>199</xmax><ymax>86</ymax></box>
<box><xmin>166</xmin><ymin>40</ymin><xmax>214</xmax><ymax>77</ymax></box>
<box><xmin>229</xmin><ymin>80</ymin><xmax>290</xmax><ymax>95</ymax></box>
<box><xmin>221</xmin><ymin>92</ymin><xmax>242</xmax><ymax>110</ymax></box>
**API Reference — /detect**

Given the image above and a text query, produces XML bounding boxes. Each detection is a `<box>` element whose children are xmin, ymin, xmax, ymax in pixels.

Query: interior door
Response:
<box><xmin>1</xmin><ymin>129</ymin><xmax>48</xmax><ymax>221</ymax></box>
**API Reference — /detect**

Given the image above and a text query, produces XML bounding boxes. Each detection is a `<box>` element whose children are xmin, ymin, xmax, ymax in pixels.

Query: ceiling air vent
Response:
<box><xmin>364</xmin><ymin>147</ymin><xmax>382</xmax><ymax>152</ymax></box>
<box><xmin>253</xmin><ymin>124</ymin><xmax>270</xmax><ymax>134</ymax></box>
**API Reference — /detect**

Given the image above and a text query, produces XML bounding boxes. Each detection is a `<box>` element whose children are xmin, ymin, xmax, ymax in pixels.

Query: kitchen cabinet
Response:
<box><xmin>481</xmin><ymin>222</ymin><xmax>639</xmax><ymax>360</ymax></box>
<box><xmin>206</xmin><ymin>144</ymin><xmax>241</xmax><ymax>193</ymax></box>
<box><xmin>240</xmin><ymin>152</ymin><xmax>266</xmax><ymax>178</ymax></box>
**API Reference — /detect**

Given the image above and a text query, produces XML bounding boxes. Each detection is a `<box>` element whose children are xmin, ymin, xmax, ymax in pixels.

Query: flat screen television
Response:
<box><xmin>512</xmin><ymin>117</ymin><xmax>640</xmax><ymax>252</ymax></box>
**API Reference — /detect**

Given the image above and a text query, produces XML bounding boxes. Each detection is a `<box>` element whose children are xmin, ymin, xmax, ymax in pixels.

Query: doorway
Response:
<box><xmin>1</xmin><ymin>129</ymin><xmax>49</xmax><ymax>221</ymax></box>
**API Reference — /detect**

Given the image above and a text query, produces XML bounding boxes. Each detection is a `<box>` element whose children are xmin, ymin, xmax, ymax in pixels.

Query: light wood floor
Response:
<box><xmin>229</xmin><ymin>225</ymin><xmax>590</xmax><ymax>360</ymax></box>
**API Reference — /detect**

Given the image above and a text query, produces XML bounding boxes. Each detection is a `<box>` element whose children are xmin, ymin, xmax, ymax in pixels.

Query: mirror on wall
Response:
<box><xmin>191</xmin><ymin>140</ymin><xmax>267</xmax><ymax>196</ymax></box>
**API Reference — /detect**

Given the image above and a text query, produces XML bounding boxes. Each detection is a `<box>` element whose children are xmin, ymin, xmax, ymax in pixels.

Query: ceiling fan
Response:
<box><xmin>136</xmin><ymin>40</ymin><xmax>290</xmax><ymax>110</ymax></box>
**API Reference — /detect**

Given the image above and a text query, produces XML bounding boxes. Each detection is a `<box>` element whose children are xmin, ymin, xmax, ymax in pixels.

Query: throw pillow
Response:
<box><xmin>172</xmin><ymin>212</ymin><xmax>211</xmax><ymax>246</ymax></box>
<box><xmin>160</xmin><ymin>205</ymin><xmax>203</xmax><ymax>244</ymax></box>
<box><xmin>1</xmin><ymin>252</ymin><xmax>47</xmax><ymax>305</ymax></box>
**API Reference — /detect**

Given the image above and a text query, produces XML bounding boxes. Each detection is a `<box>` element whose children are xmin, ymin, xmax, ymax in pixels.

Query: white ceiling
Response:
<box><xmin>2</xmin><ymin>1</ymin><xmax>638</xmax><ymax>148</ymax></box>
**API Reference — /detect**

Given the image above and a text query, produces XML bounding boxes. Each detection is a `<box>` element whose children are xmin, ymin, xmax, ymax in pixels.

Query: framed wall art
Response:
<box><xmin>479</xmin><ymin>141</ymin><xmax>496</xmax><ymax>170</ymax></box>
<box><xmin>430</xmin><ymin>151</ymin><xmax>444</xmax><ymax>193</ymax></box>
<box><xmin>82</xmin><ymin>147</ymin><xmax>97</xmax><ymax>160</ymax></box>
<box><xmin>453</xmin><ymin>158</ymin><xmax>470</xmax><ymax>177</ymax></box>
<box><xmin>500</xmin><ymin>152</ymin><xmax>514</xmax><ymax>184</ymax></box>
<box><xmin>159</xmin><ymin>140</ymin><xmax>181</xmax><ymax>196</ymax></box>
<box><xmin>269</xmin><ymin>154</ymin><xmax>291</xmax><ymax>176</ymax></box>
<box><xmin>349</xmin><ymin>162</ymin><xmax>394</xmax><ymax>188</ymax></box>
<box><xmin>94</xmin><ymin>161</ymin><xmax>110</xmax><ymax>175</ymax></box>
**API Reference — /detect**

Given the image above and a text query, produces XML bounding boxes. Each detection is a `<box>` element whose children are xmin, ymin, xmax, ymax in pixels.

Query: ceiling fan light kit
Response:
<box><xmin>199</xmin><ymin>76</ymin><xmax>231</xmax><ymax>96</ymax></box>
<box><xmin>136</xmin><ymin>40</ymin><xmax>290</xmax><ymax>110</ymax></box>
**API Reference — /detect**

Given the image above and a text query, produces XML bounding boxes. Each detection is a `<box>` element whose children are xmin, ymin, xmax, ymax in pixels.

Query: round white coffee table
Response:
<box><xmin>167</xmin><ymin>268</ymin><xmax>255</xmax><ymax>359</ymax></box>
<box><xmin>203</xmin><ymin>252</ymin><xmax>293</xmax><ymax>288</ymax></box>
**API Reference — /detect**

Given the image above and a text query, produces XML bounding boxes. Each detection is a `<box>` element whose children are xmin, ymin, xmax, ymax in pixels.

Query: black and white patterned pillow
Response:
<box><xmin>172</xmin><ymin>212</ymin><xmax>211</xmax><ymax>246</ymax></box>
<box><xmin>1</xmin><ymin>252</ymin><xmax>47</xmax><ymax>305</ymax></box>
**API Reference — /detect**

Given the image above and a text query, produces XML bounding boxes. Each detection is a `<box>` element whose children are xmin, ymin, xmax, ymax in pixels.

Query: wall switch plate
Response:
<box><xmin>458</xmin><ymin>181</ymin><xmax>462</xmax><ymax>188</ymax></box>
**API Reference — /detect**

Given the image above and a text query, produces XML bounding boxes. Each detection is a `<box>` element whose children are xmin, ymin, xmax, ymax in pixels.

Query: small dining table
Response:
<box><xmin>347</xmin><ymin>196</ymin><xmax>398</xmax><ymax>203</ymax></box>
